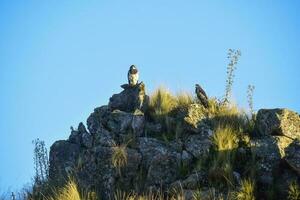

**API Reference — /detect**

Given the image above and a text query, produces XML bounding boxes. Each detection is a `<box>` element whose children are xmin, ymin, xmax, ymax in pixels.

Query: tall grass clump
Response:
<box><xmin>234</xmin><ymin>179</ymin><xmax>256</xmax><ymax>200</ymax></box>
<box><xmin>224</xmin><ymin>49</ymin><xmax>241</xmax><ymax>104</ymax></box>
<box><xmin>48</xmin><ymin>180</ymin><xmax>81</xmax><ymax>200</ymax></box>
<box><xmin>288</xmin><ymin>180</ymin><xmax>300</xmax><ymax>200</ymax></box>
<box><xmin>148</xmin><ymin>87</ymin><xmax>195</xmax><ymax>141</ymax></box>
<box><xmin>209</xmin><ymin>126</ymin><xmax>240</xmax><ymax>186</ymax></box>
<box><xmin>112</xmin><ymin>143</ymin><xmax>128</xmax><ymax>175</ymax></box>
<box><xmin>148</xmin><ymin>87</ymin><xmax>177</xmax><ymax>122</ymax></box>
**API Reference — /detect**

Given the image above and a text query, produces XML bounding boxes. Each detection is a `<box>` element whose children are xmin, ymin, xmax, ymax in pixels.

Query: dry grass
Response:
<box><xmin>112</xmin><ymin>143</ymin><xmax>128</xmax><ymax>174</ymax></box>
<box><xmin>212</xmin><ymin>126</ymin><xmax>239</xmax><ymax>152</ymax></box>
<box><xmin>288</xmin><ymin>180</ymin><xmax>300</xmax><ymax>200</ymax></box>
<box><xmin>234</xmin><ymin>179</ymin><xmax>255</xmax><ymax>200</ymax></box>
<box><xmin>148</xmin><ymin>87</ymin><xmax>178</xmax><ymax>121</ymax></box>
<box><xmin>47</xmin><ymin>180</ymin><xmax>81</xmax><ymax>200</ymax></box>
<box><xmin>209</xmin><ymin>126</ymin><xmax>240</xmax><ymax>186</ymax></box>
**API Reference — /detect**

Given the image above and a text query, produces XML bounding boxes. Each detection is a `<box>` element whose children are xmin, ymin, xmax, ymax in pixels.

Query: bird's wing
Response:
<box><xmin>198</xmin><ymin>85</ymin><xmax>208</xmax><ymax>99</ymax></box>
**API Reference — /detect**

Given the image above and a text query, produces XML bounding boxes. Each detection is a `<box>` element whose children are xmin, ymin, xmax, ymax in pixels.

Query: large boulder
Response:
<box><xmin>284</xmin><ymin>139</ymin><xmax>300</xmax><ymax>175</ymax></box>
<box><xmin>255</xmin><ymin>108</ymin><xmax>300</xmax><ymax>139</ymax></box>
<box><xmin>250</xmin><ymin>136</ymin><xmax>293</xmax><ymax>186</ymax></box>
<box><xmin>137</xmin><ymin>137</ymin><xmax>181</xmax><ymax>188</ymax></box>
<box><xmin>108</xmin><ymin>82</ymin><xmax>149</xmax><ymax>113</ymax></box>
<box><xmin>184</xmin><ymin>128</ymin><xmax>213</xmax><ymax>159</ymax></box>
<box><xmin>106</xmin><ymin>110</ymin><xmax>145</xmax><ymax>137</ymax></box>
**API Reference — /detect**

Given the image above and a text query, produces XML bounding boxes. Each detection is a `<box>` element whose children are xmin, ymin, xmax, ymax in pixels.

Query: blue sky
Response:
<box><xmin>0</xmin><ymin>0</ymin><xmax>299</xmax><ymax>192</ymax></box>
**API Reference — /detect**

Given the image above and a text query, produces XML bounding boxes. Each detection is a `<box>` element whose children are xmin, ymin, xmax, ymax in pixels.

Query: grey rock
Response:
<box><xmin>250</xmin><ymin>136</ymin><xmax>284</xmax><ymax>185</ymax></box>
<box><xmin>146</xmin><ymin>152</ymin><xmax>179</xmax><ymax>187</ymax></box>
<box><xmin>69</xmin><ymin>122</ymin><xmax>93</xmax><ymax>148</ymax></box>
<box><xmin>256</xmin><ymin>108</ymin><xmax>300</xmax><ymax>139</ymax></box>
<box><xmin>82</xmin><ymin>132</ymin><xmax>93</xmax><ymax>148</ymax></box>
<box><xmin>87</xmin><ymin>106</ymin><xmax>110</xmax><ymax>134</ymax></box>
<box><xmin>184</xmin><ymin>131</ymin><xmax>212</xmax><ymax>159</ymax></box>
<box><xmin>106</xmin><ymin>110</ymin><xmax>145</xmax><ymax>137</ymax></box>
<box><xmin>109</xmin><ymin>82</ymin><xmax>149</xmax><ymax>113</ymax></box>
<box><xmin>94</xmin><ymin>127</ymin><xmax>115</xmax><ymax>147</ymax></box>
<box><xmin>284</xmin><ymin>139</ymin><xmax>300</xmax><ymax>175</ymax></box>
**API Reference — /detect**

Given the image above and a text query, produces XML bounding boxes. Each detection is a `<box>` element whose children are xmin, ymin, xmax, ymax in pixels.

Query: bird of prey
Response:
<box><xmin>195</xmin><ymin>84</ymin><xmax>209</xmax><ymax>108</ymax></box>
<box><xmin>128</xmin><ymin>65</ymin><xmax>139</xmax><ymax>86</ymax></box>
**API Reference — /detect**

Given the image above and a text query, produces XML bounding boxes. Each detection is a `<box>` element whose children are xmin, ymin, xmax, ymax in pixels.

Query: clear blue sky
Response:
<box><xmin>0</xmin><ymin>0</ymin><xmax>299</xmax><ymax>192</ymax></box>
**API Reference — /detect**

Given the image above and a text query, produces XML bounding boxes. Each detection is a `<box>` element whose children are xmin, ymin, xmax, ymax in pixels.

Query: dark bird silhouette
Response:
<box><xmin>195</xmin><ymin>84</ymin><xmax>209</xmax><ymax>108</ymax></box>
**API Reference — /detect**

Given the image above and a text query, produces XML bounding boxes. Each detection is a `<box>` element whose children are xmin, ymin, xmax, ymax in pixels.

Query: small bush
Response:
<box><xmin>288</xmin><ymin>180</ymin><xmax>300</xmax><ymax>200</ymax></box>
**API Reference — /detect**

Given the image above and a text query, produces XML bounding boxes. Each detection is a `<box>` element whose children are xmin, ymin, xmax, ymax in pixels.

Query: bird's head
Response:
<box><xmin>129</xmin><ymin>65</ymin><xmax>138</xmax><ymax>73</ymax></box>
<box><xmin>195</xmin><ymin>84</ymin><xmax>200</xmax><ymax>88</ymax></box>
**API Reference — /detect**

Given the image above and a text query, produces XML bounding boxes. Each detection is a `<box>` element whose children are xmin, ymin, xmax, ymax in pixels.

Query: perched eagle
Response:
<box><xmin>195</xmin><ymin>84</ymin><xmax>209</xmax><ymax>108</ymax></box>
<box><xmin>128</xmin><ymin>65</ymin><xmax>139</xmax><ymax>86</ymax></box>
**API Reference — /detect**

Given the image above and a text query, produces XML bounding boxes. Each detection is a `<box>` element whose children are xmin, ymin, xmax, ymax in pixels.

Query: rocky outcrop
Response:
<box><xmin>49</xmin><ymin>81</ymin><xmax>300</xmax><ymax>199</ymax></box>
<box><xmin>255</xmin><ymin>108</ymin><xmax>300</xmax><ymax>139</ymax></box>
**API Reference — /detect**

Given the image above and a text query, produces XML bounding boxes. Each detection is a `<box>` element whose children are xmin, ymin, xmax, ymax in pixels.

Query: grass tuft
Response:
<box><xmin>234</xmin><ymin>179</ymin><xmax>255</xmax><ymax>200</ymax></box>
<box><xmin>47</xmin><ymin>179</ymin><xmax>81</xmax><ymax>200</ymax></box>
<box><xmin>112</xmin><ymin>143</ymin><xmax>128</xmax><ymax>175</ymax></box>
<box><xmin>288</xmin><ymin>180</ymin><xmax>300</xmax><ymax>200</ymax></box>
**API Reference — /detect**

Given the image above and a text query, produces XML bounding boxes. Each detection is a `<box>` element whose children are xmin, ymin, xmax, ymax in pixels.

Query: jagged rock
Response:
<box><xmin>109</xmin><ymin>82</ymin><xmax>149</xmax><ymax>113</ymax></box>
<box><xmin>284</xmin><ymin>139</ymin><xmax>300</xmax><ymax>175</ymax></box>
<box><xmin>49</xmin><ymin>140</ymin><xmax>81</xmax><ymax>184</ymax></box>
<box><xmin>87</xmin><ymin>106</ymin><xmax>110</xmax><ymax>134</ymax></box>
<box><xmin>82</xmin><ymin>132</ymin><xmax>93</xmax><ymax>148</ymax></box>
<box><xmin>94</xmin><ymin>126</ymin><xmax>115</xmax><ymax>147</ymax></box>
<box><xmin>69</xmin><ymin>122</ymin><xmax>93</xmax><ymax>148</ymax></box>
<box><xmin>184</xmin><ymin>103</ymin><xmax>208</xmax><ymax>132</ymax></box>
<box><xmin>106</xmin><ymin>110</ymin><xmax>145</xmax><ymax>137</ymax></box>
<box><xmin>256</xmin><ymin>108</ymin><xmax>300</xmax><ymax>139</ymax></box>
<box><xmin>184</xmin><ymin>129</ymin><xmax>213</xmax><ymax>159</ymax></box>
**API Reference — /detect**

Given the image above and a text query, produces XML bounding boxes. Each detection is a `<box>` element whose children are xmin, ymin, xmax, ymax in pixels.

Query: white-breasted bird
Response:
<box><xmin>195</xmin><ymin>84</ymin><xmax>209</xmax><ymax>108</ymax></box>
<box><xmin>128</xmin><ymin>65</ymin><xmax>139</xmax><ymax>86</ymax></box>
